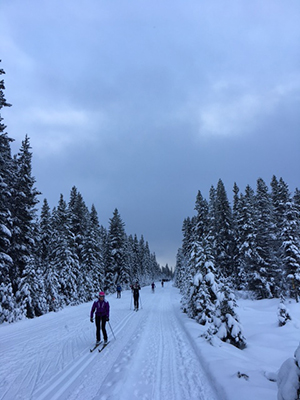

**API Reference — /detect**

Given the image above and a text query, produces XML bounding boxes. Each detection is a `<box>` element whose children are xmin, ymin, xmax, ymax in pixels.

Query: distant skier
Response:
<box><xmin>161</xmin><ymin>280</ymin><xmax>164</xmax><ymax>288</ymax></box>
<box><xmin>90</xmin><ymin>292</ymin><xmax>110</xmax><ymax>345</ymax></box>
<box><xmin>131</xmin><ymin>281</ymin><xmax>141</xmax><ymax>311</ymax></box>
<box><xmin>151</xmin><ymin>282</ymin><xmax>156</xmax><ymax>293</ymax></box>
<box><xmin>116</xmin><ymin>284</ymin><xmax>122</xmax><ymax>299</ymax></box>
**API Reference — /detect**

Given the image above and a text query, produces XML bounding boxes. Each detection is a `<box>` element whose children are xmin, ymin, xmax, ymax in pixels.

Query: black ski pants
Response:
<box><xmin>134</xmin><ymin>294</ymin><xmax>139</xmax><ymax>309</ymax></box>
<box><xmin>95</xmin><ymin>315</ymin><xmax>108</xmax><ymax>342</ymax></box>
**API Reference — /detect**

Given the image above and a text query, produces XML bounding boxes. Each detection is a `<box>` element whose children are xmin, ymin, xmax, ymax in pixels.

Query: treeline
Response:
<box><xmin>0</xmin><ymin>62</ymin><xmax>167</xmax><ymax>323</ymax></box>
<box><xmin>174</xmin><ymin>178</ymin><xmax>300</xmax><ymax>348</ymax></box>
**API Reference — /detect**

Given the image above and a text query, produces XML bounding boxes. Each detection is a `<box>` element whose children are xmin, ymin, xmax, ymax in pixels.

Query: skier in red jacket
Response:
<box><xmin>90</xmin><ymin>292</ymin><xmax>110</xmax><ymax>345</ymax></box>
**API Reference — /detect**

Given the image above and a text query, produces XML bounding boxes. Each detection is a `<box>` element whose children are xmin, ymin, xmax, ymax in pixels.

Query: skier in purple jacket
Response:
<box><xmin>90</xmin><ymin>292</ymin><xmax>110</xmax><ymax>345</ymax></box>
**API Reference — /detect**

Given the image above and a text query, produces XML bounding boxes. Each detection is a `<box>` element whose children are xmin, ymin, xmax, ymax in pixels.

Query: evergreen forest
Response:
<box><xmin>0</xmin><ymin>62</ymin><xmax>170</xmax><ymax>324</ymax></box>
<box><xmin>174</xmin><ymin>177</ymin><xmax>300</xmax><ymax>348</ymax></box>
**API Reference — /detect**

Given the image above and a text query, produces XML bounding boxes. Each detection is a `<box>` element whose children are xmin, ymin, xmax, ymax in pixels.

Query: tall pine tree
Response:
<box><xmin>10</xmin><ymin>136</ymin><xmax>40</xmax><ymax>318</ymax></box>
<box><xmin>105</xmin><ymin>209</ymin><xmax>127</xmax><ymax>292</ymax></box>
<box><xmin>0</xmin><ymin>61</ymin><xmax>15</xmax><ymax>321</ymax></box>
<box><xmin>214</xmin><ymin>179</ymin><xmax>236</xmax><ymax>280</ymax></box>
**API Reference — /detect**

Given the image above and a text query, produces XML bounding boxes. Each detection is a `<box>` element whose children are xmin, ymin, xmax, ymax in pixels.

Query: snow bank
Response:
<box><xmin>277</xmin><ymin>344</ymin><xmax>300</xmax><ymax>400</ymax></box>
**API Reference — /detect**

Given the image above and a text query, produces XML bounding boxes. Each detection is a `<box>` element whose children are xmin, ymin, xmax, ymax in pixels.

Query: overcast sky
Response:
<box><xmin>1</xmin><ymin>0</ymin><xmax>300</xmax><ymax>268</ymax></box>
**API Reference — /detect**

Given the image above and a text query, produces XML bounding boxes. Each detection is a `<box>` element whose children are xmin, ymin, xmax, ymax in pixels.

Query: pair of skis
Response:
<box><xmin>90</xmin><ymin>341</ymin><xmax>110</xmax><ymax>353</ymax></box>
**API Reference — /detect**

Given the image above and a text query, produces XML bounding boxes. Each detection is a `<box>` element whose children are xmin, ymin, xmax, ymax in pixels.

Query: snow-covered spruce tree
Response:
<box><xmin>79</xmin><ymin>211</ymin><xmax>97</xmax><ymax>301</ymax></box>
<box><xmin>38</xmin><ymin>199</ymin><xmax>52</xmax><ymax>271</ymax></box>
<box><xmin>251</xmin><ymin>178</ymin><xmax>276</xmax><ymax>299</ymax></box>
<box><xmin>68</xmin><ymin>187</ymin><xmax>93</xmax><ymax>301</ymax></box>
<box><xmin>126</xmin><ymin>235</ymin><xmax>139</xmax><ymax>284</ymax></box>
<box><xmin>191</xmin><ymin>243</ymin><xmax>247</xmax><ymax>349</ymax></box>
<box><xmin>140</xmin><ymin>236</ymin><xmax>161</xmax><ymax>285</ymax></box>
<box><xmin>138</xmin><ymin>235</ymin><xmax>150</xmax><ymax>283</ymax></box>
<box><xmin>207</xmin><ymin>182</ymin><xmax>234</xmax><ymax>282</ymax></box>
<box><xmin>194</xmin><ymin>190</ymin><xmax>209</xmax><ymax>240</ymax></box>
<box><xmin>182</xmin><ymin>216</ymin><xmax>195</xmax><ymax>261</ymax></box>
<box><xmin>232</xmin><ymin>182</ymin><xmax>245</xmax><ymax>289</ymax></box>
<box><xmin>81</xmin><ymin>204</ymin><xmax>105</xmax><ymax>299</ymax></box>
<box><xmin>10</xmin><ymin>135</ymin><xmax>41</xmax><ymax>319</ymax></box>
<box><xmin>127</xmin><ymin>234</ymin><xmax>144</xmax><ymax>284</ymax></box>
<box><xmin>151</xmin><ymin>253</ymin><xmax>162</xmax><ymax>281</ymax></box>
<box><xmin>213</xmin><ymin>284</ymin><xmax>246</xmax><ymax>349</ymax></box>
<box><xmin>281</xmin><ymin>197</ymin><xmax>300</xmax><ymax>302</ymax></box>
<box><xmin>0</xmin><ymin>61</ymin><xmax>15</xmax><ymax>321</ymax></box>
<box><xmin>127</xmin><ymin>234</ymin><xmax>139</xmax><ymax>280</ymax></box>
<box><xmin>99</xmin><ymin>225</ymin><xmax>109</xmax><ymax>286</ymax></box>
<box><xmin>181</xmin><ymin>239</ymin><xmax>203</xmax><ymax>316</ymax></box>
<box><xmin>214</xmin><ymin>179</ymin><xmax>236</xmax><ymax>281</ymax></box>
<box><xmin>181</xmin><ymin>189</ymin><xmax>215</xmax><ymax>323</ymax></box>
<box><xmin>146</xmin><ymin>241</ymin><xmax>155</xmax><ymax>283</ymax></box>
<box><xmin>139</xmin><ymin>238</ymin><xmax>152</xmax><ymax>285</ymax></box>
<box><xmin>177</xmin><ymin>216</ymin><xmax>195</xmax><ymax>295</ymax></box>
<box><xmin>50</xmin><ymin>194</ymin><xmax>79</xmax><ymax>306</ymax></box>
<box><xmin>208</xmin><ymin>185</ymin><xmax>217</xmax><ymax>243</ymax></box>
<box><xmin>181</xmin><ymin>190</ymin><xmax>210</xmax><ymax>315</ymax></box>
<box><xmin>35</xmin><ymin>198</ymin><xmax>54</xmax><ymax>312</ymax></box>
<box><xmin>126</xmin><ymin>233</ymin><xmax>160</xmax><ymax>286</ymax></box>
<box><xmin>271</xmin><ymin>176</ymin><xmax>292</xmax><ymax>232</ymax></box>
<box><xmin>0</xmin><ymin>282</ymin><xmax>15</xmax><ymax>323</ymax></box>
<box><xmin>43</xmin><ymin>261</ymin><xmax>61</xmax><ymax>312</ymax></box>
<box><xmin>271</xmin><ymin>176</ymin><xmax>284</xmax><ymax>265</ymax></box>
<box><xmin>68</xmin><ymin>186</ymin><xmax>89</xmax><ymax>266</ymax></box>
<box><xmin>271</xmin><ymin>176</ymin><xmax>292</xmax><ymax>296</ymax></box>
<box><xmin>137</xmin><ymin>235</ymin><xmax>147</xmax><ymax>284</ymax></box>
<box><xmin>233</xmin><ymin>186</ymin><xmax>256</xmax><ymax>291</ymax></box>
<box><xmin>116</xmin><ymin>232</ymin><xmax>130</xmax><ymax>289</ymax></box>
<box><xmin>18</xmin><ymin>254</ymin><xmax>47</xmax><ymax>318</ymax></box>
<box><xmin>184</xmin><ymin>239</ymin><xmax>218</xmax><ymax>326</ymax></box>
<box><xmin>294</xmin><ymin>188</ymin><xmax>300</xmax><ymax>238</ymax></box>
<box><xmin>277</xmin><ymin>296</ymin><xmax>291</xmax><ymax>327</ymax></box>
<box><xmin>174</xmin><ymin>248</ymin><xmax>185</xmax><ymax>289</ymax></box>
<box><xmin>37</xmin><ymin>200</ymin><xmax>61</xmax><ymax>311</ymax></box>
<box><xmin>105</xmin><ymin>208</ymin><xmax>128</xmax><ymax>293</ymax></box>
<box><xmin>232</xmin><ymin>182</ymin><xmax>240</xmax><ymax>223</ymax></box>
<box><xmin>232</xmin><ymin>183</ymin><xmax>243</xmax><ymax>288</ymax></box>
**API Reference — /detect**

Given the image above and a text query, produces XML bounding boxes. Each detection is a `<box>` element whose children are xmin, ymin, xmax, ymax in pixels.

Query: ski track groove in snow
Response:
<box><xmin>33</xmin><ymin>310</ymin><xmax>136</xmax><ymax>400</ymax></box>
<box><xmin>0</xmin><ymin>285</ymin><xmax>222</xmax><ymax>400</ymax></box>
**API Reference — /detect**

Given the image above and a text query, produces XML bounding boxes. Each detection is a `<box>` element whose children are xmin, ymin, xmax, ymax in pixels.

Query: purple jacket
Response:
<box><xmin>90</xmin><ymin>299</ymin><xmax>110</xmax><ymax>319</ymax></box>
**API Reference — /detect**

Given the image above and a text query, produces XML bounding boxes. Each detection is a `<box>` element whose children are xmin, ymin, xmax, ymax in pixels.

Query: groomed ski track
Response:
<box><xmin>0</xmin><ymin>284</ymin><xmax>225</xmax><ymax>400</ymax></box>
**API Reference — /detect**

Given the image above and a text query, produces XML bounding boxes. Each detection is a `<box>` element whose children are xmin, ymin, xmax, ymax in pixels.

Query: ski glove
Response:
<box><xmin>106</xmin><ymin>316</ymin><xmax>109</xmax><ymax>321</ymax></box>
<box><xmin>90</xmin><ymin>318</ymin><xmax>93</xmax><ymax>323</ymax></box>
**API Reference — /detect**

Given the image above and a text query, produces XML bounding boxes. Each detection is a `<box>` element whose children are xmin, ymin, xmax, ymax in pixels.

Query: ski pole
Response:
<box><xmin>139</xmin><ymin>293</ymin><xmax>143</xmax><ymax>309</ymax></box>
<box><xmin>108</xmin><ymin>321</ymin><xmax>116</xmax><ymax>341</ymax></box>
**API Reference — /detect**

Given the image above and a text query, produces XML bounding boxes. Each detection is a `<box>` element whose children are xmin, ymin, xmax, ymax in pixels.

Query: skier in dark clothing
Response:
<box><xmin>116</xmin><ymin>285</ymin><xmax>122</xmax><ymax>299</ymax></box>
<box><xmin>151</xmin><ymin>282</ymin><xmax>156</xmax><ymax>293</ymax></box>
<box><xmin>90</xmin><ymin>292</ymin><xmax>110</xmax><ymax>345</ymax></box>
<box><xmin>131</xmin><ymin>281</ymin><xmax>141</xmax><ymax>311</ymax></box>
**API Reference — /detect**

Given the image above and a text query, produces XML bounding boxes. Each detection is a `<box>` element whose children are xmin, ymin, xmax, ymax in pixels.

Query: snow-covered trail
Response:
<box><xmin>0</xmin><ymin>284</ymin><xmax>224</xmax><ymax>400</ymax></box>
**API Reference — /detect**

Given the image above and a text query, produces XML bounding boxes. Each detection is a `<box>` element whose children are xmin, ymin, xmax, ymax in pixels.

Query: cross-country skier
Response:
<box><xmin>90</xmin><ymin>292</ymin><xmax>110</xmax><ymax>345</ymax></box>
<box><xmin>131</xmin><ymin>281</ymin><xmax>141</xmax><ymax>311</ymax></box>
<box><xmin>151</xmin><ymin>282</ymin><xmax>156</xmax><ymax>293</ymax></box>
<box><xmin>116</xmin><ymin>284</ymin><xmax>122</xmax><ymax>298</ymax></box>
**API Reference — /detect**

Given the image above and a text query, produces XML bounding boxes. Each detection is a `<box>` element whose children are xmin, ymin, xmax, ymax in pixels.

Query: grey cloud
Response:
<box><xmin>1</xmin><ymin>0</ymin><xmax>300</xmax><ymax>266</ymax></box>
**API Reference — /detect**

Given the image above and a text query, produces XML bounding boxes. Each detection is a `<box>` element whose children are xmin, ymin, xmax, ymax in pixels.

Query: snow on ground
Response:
<box><xmin>0</xmin><ymin>284</ymin><xmax>299</xmax><ymax>400</ymax></box>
